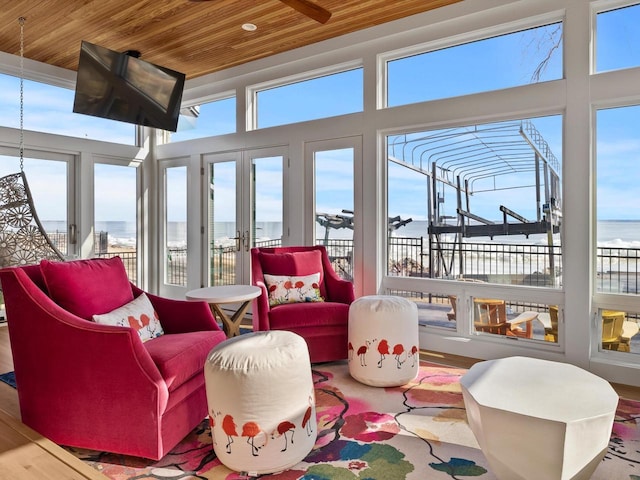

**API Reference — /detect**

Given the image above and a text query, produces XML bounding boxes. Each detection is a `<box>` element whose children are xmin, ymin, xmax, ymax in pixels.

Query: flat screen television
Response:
<box><xmin>73</xmin><ymin>41</ymin><xmax>186</xmax><ymax>132</ymax></box>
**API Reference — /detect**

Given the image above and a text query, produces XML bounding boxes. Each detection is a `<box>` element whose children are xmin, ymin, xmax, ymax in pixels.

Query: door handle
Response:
<box><xmin>245</xmin><ymin>230</ymin><xmax>250</xmax><ymax>252</ymax></box>
<box><xmin>233</xmin><ymin>230</ymin><xmax>241</xmax><ymax>252</ymax></box>
<box><xmin>69</xmin><ymin>224</ymin><xmax>77</xmax><ymax>245</ymax></box>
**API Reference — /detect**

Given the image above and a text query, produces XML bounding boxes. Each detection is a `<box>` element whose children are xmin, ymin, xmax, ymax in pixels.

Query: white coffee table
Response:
<box><xmin>186</xmin><ymin>285</ymin><xmax>261</xmax><ymax>337</ymax></box>
<box><xmin>460</xmin><ymin>356</ymin><xmax>618</xmax><ymax>480</ymax></box>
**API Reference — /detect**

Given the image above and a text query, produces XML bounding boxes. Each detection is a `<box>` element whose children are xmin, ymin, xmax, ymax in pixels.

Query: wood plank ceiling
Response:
<box><xmin>0</xmin><ymin>0</ymin><xmax>462</xmax><ymax>80</ymax></box>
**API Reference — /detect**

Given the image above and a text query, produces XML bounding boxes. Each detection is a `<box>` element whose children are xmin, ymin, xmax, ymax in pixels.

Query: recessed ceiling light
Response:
<box><xmin>242</xmin><ymin>23</ymin><xmax>257</xmax><ymax>32</ymax></box>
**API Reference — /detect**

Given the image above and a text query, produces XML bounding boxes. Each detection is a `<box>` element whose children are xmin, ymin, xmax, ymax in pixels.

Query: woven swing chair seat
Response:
<box><xmin>0</xmin><ymin>171</ymin><xmax>65</xmax><ymax>267</ymax></box>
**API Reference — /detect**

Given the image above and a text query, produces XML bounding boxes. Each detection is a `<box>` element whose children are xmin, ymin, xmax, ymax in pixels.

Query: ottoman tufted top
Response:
<box><xmin>207</xmin><ymin>330</ymin><xmax>309</xmax><ymax>372</ymax></box>
<box><xmin>350</xmin><ymin>294</ymin><xmax>417</xmax><ymax>314</ymax></box>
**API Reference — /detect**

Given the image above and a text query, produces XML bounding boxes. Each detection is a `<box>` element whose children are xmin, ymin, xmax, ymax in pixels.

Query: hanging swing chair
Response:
<box><xmin>0</xmin><ymin>17</ymin><xmax>65</xmax><ymax>267</ymax></box>
<box><xmin>0</xmin><ymin>171</ymin><xmax>65</xmax><ymax>266</ymax></box>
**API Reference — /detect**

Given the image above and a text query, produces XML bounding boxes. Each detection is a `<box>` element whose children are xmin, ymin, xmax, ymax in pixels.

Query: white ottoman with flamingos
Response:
<box><xmin>348</xmin><ymin>295</ymin><xmax>419</xmax><ymax>387</ymax></box>
<box><xmin>204</xmin><ymin>330</ymin><xmax>317</xmax><ymax>475</ymax></box>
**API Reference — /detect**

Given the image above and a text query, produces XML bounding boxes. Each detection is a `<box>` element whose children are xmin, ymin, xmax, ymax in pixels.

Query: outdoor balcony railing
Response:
<box><xmin>45</xmin><ymin>230</ymin><xmax>640</xmax><ymax>296</ymax></box>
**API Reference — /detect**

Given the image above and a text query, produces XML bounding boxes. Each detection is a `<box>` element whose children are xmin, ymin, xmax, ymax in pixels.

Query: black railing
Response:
<box><xmin>209</xmin><ymin>238</ymin><xmax>283</xmax><ymax>286</ymax></box>
<box><xmin>210</xmin><ymin>245</ymin><xmax>235</xmax><ymax>286</ymax></box>
<box><xmin>166</xmin><ymin>247</ymin><xmax>187</xmax><ymax>286</ymax></box>
<box><xmin>43</xmin><ymin>230</ymin><xmax>640</xmax><ymax>295</ymax></box>
<box><xmin>597</xmin><ymin>247</ymin><xmax>640</xmax><ymax>294</ymax></box>
<box><xmin>421</xmin><ymin>240</ymin><xmax>563</xmax><ymax>287</ymax></box>
<box><xmin>94</xmin><ymin>250</ymin><xmax>138</xmax><ymax>283</ymax></box>
<box><xmin>388</xmin><ymin>237</ymin><xmax>425</xmax><ymax>277</ymax></box>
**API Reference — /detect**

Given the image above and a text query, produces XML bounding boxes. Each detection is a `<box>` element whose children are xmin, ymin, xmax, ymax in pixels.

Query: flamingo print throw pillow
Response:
<box><xmin>264</xmin><ymin>272</ymin><xmax>324</xmax><ymax>307</ymax></box>
<box><xmin>92</xmin><ymin>293</ymin><xmax>164</xmax><ymax>342</ymax></box>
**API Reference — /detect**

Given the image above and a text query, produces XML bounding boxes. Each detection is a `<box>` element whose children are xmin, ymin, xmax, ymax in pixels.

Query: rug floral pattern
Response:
<box><xmin>67</xmin><ymin>361</ymin><xmax>640</xmax><ymax>479</ymax></box>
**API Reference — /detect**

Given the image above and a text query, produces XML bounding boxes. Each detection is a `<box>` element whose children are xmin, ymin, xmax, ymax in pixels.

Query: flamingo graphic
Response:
<box><xmin>393</xmin><ymin>343</ymin><xmax>405</xmax><ymax>368</ymax></box>
<box><xmin>377</xmin><ymin>339</ymin><xmax>390</xmax><ymax>367</ymax></box>
<box><xmin>242</xmin><ymin>421</ymin><xmax>264</xmax><ymax>456</ymax></box>
<box><xmin>302</xmin><ymin>395</ymin><xmax>314</xmax><ymax>436</ymax></box>
<box><xmin>357</xmin><ymin>340</ymin><xmax>371</xmax><ymax>366</ymax></box>
<box><xmin>127</xmin><ymin>314</ymin><xmax>149</xmax><ymax>331</ymax></box>
<box><xmin>348</xmin><ymin>342</ymin><xmax>354</xmax><ymax>361</ymax></box>
<box><xmin>410</xmin><ymin>345</ymin><xmax>418</xmax><ymax>367</ymax></box>
<box><xmin>222</xmin><ymin>414</ymin><xmax>238</xmax><ymax>453</ymax></box>
<box><xmin>272</xmin><ymin>420</ymin><xmax>296</xmax><ymax>452</ymax></box>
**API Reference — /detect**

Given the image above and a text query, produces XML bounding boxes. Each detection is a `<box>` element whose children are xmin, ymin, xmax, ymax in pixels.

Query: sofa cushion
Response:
<box><xmin>144</xmin><ymin>330</ymin><xmax>225</xmax><ymax>392</ymax></box>
<box><xmin>264</xmin><ymin>272</ymin><xmax>324</xmax><ymax>306</ymax></box>
<box><xmin>269</xmin><ymin>301</ymin><xmax>349</xmax><ymax>329</ymax></box>
<box><xmin>258</xmin><ymin>250</ymin><xmax>326</xmax><ymax>297</ymax></box>
<box><xmin>40</xmin><ymin>257</ymin><xmax>133</xmax><ymax>320</ymax></box>
<box><xmin>93</xmin><ymin>293</ymin><xmax>165</xmax><ymax>342</ymax></box>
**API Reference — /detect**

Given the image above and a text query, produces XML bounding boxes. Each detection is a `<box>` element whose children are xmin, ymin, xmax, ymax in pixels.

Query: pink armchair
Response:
<box><xmin>251</xmin><ymin>246</ymin><xmax>354</xmax><ymax>363</ymax></box>
<box><xmin>0</xmin><ymin>257</ymin><xmax>226</xmax><ymax>460</ymax></box>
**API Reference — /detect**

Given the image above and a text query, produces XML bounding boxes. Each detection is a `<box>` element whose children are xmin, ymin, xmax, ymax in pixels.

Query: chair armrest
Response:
<box><xmin>508</xmin><ymin>311</ymin><xmax>538</xmax><ymax>327</ymax></box>
<box><xmin>320</xmin><ymin>249</ymin><xmax>355</xmax><ymax>304</ymax></box>
<box><xmin>324</xmin><ymin>274</ymin><xmax>355</xmax><ymax>304</ymax></box>
<box><xmin>621</xmin><ymin>321</ymin><xmax>640</xmax><ymax>342</ymax></box>
<box><xmin>143</xmin><ymin>291</ymin><xmax>220</xmax><ymax>334</ymax></box>
<box><xmin>508</xmin><ymin>311</ymin><xmax>538</xmax><ymax>338</ymax></box>
<box><xmin>252</xmin><ymin>280</ymin><xmax>271</xmax><ymax>331</ymax></box>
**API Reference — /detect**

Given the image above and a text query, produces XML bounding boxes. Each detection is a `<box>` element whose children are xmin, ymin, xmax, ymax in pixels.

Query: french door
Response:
<box><xmin>203</xmin><ymin>147</ymin><xmax>285</xmax><ymax>286</ymax></box>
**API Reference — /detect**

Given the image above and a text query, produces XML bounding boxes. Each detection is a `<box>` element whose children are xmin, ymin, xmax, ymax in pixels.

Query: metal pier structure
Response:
<box><xmin>388</xmin><ymin>120</ymin><xmax>562</xmax><ymax>282</ymax></box>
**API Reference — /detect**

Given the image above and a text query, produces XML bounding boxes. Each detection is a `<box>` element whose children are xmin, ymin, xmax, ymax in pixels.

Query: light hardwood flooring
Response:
<box><xmin>0</xmin><ymin>323</ymin><xmax>638</xmax><ymax>480</ymax></box>
<box><xmin>419</xmin><ymin>348</ymin><xmax>640</xmax><ymax>401</ymax></box>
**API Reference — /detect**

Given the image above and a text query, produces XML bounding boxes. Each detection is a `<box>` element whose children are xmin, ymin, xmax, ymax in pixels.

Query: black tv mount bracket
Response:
<box><xmin>123</xmin><ymin>50</ymin><xmax>141</xmax><ymax>58</ymax></box>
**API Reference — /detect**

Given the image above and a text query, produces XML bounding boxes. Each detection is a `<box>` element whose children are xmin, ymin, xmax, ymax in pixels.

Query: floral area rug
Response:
<box><xmin>66</xmin><ymin>360</ymin><xmax>640</xmax><ymax>479</ymax></box>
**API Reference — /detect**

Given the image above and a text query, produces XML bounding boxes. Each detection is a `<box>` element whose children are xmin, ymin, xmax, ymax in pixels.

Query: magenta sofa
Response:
<box><xmin>251</xmin><ymin>245</ymin><xmax>355</xmax><ymax>363</ymax></box>
<box><xmin>0</xmin><ymin>257</ymin><xmax>226</xmax><ymax>460</ymax></box>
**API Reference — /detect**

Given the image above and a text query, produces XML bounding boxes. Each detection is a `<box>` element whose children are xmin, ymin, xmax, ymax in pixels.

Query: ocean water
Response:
<box><xmin>40</xmin><ymin>220</ymin><xmax>640</xmax><ymax>248</ymax></box>
<box><xmin>41</xmin><ymin>220</ymin><xmax>284</xmax><ymax>248</ymax></box>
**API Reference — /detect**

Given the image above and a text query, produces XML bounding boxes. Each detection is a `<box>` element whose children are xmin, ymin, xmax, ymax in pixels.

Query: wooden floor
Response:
<box><xmin>419</xmin><ymin>348</ymin><xmax>640</xmax><ymax>401</ymax></box>
<box><xmin>0</xmin><ymin>322</ymin><xmax>639</xmax><ymax>480</ymax></box>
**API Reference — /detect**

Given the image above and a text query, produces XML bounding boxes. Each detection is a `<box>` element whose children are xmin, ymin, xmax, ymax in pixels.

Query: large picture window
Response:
<box><xmin>386</xmin><ymin>116</ymin><xmax>563</xmax><ymax>343</ymax></box>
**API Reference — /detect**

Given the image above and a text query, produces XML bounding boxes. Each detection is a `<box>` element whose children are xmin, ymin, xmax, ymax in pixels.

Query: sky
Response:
<box><xmin>0</xmin><ymin>3</ymin><xmax>638</xmax><ymax>231</ymax></box>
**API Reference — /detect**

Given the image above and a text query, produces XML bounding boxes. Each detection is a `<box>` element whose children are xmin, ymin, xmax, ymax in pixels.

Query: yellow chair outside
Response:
<box><xmin>601</xmin><ymin>310</ymin><xmax>639</xmax><ymax>352</ymax></box>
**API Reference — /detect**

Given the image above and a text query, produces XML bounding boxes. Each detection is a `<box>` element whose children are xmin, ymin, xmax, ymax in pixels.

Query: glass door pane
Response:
<box><xmin>595</xmin><ymin>105</ymin><xmax>640</xmax><ymax>356</ymax></box>
<box><xmin>165</xmin><ymin>166</ymin><xmax>187</xmax><ymax>286</ymax></box>
<box><xmin>314</xmin><ymin>148</ymin><xmax>354</xmax><ymax>281</ymax></box>
<box><xmin>251</xmin><ymin>155</ymin><xmax>283</xmax><ymax>249</ymax></box>
<box><xmin>0</xmin><ymin>155</ymin><xmax>69</xmax><ymax>257</ymax></box>
<box><xmin>209</xmin><ymin>160</ymin><xmax>237</xmax><ymax>286</ymax></box>
<box><xmin>94</xmin><ymin>162</ymin><xmax>138</xmax><ymax>283</ymax></box>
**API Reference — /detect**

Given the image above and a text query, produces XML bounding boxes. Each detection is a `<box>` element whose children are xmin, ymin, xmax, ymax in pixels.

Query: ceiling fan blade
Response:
<box><xmin>279</xmin><ymin>0</ymin><xmax>332</xmax><ymax>24</ymax></box>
